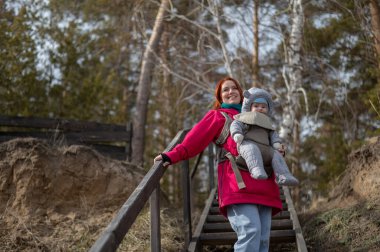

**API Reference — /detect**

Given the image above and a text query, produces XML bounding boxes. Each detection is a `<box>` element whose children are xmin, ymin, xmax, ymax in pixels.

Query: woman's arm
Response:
<box><xmin>162</xmin><ymin>110</ymin><xmax>225</xmax><ymax>164</ymax></box>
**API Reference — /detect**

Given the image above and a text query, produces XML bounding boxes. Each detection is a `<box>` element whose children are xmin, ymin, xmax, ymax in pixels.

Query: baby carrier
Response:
<box><xmin>215</xmin><ymin>112</ymin><xmax>273</xmax><ymax>189</ymax></box>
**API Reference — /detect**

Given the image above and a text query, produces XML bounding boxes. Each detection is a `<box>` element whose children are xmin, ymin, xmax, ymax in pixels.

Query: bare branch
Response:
<box><xmin>314</xmin><ymin>87</ymin><xmax>333</xmax><ymax>121</ymax></box>
<box><xmin>150</xmin><ymin>0</ymin><xmax>233</xmax><ymax>76</ymax></box>
<box><xmin>152</xmin><ymin>49</ymin><xmax>212</xmax><ymax>93</ymax></box>
<box><xmin>297</xmin><ymin>87</ymin><xmax>309</xmax><ymax>115</ymax></box>
<box><xmin>208</xmin><ymin>0</ymin><xmax>233</xmax><ymax>76</ymax></box>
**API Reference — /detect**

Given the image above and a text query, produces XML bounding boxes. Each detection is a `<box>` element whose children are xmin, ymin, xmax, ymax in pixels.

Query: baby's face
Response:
<box><xmin>251</xmin><ymin>103</ymin><xmax>268</xmax><ymax>114</ymax></box>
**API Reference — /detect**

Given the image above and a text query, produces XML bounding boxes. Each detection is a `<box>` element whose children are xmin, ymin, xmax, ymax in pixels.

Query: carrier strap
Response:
<box><xmin>215</xmin><ymin>111</ymin><xmax>246</xmax><ymax>190</ymax></box>
<box><xmin>215</xmin><ymin>112</ymin><xmax>232</xmax><ymax>145</ymax></box>
<box><xmin>225</xmin><ymin>152</ymin><xmax>246</xmax><ymax>189</ymax></box>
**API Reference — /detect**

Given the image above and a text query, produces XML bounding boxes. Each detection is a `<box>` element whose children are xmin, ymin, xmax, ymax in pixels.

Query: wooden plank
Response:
<box><xmin>89</xmin><ymin>144</ymin><xmax>126</xmax><ymax>154</ymax></box>
<box><xmin>206</xmin><ymin>215</ymin><xmax>228</xmax><ymax>223</ymax></box>
<box><xmin>200</xmin><ymin>230</ymin><xmax>296</xmax><ymax>245</ymax></box>
<box><xmin>0</xmin><ymin>115</ymin><xmax>127</xmax><ymax>131</ymax></box>
<box><xmin>209</xmin><ymin>207</ymin><xmax>221</xmax><ymax>215</ymax></box>
<box><xmin>273</xmin><ymin>211</ymin><xmax>291</xmax><ymax>219</ymax></box>
<box><xmin>203</xmin><ymin>219</ymin><xmax>293</xmax><ymax>233</ymax></box>
<box><xmin>0</xmin><ymin>131</ymin><xmax>131</xmax><ymax>142</ymax></box>
<box><xmin>0</xmin><ymin>136</ymin><xmax>128</xmax><ymax>160</ymax></box>
<box><xmin>0</xmin><ymin>132</ymin><xmax>56</xmax><ymax>141</ymax></box>
<box><xmin>209</xmin><ymin>204</ymin><xmax>288</xmax><ymax>215</ymax></box>
<box><xmin>206</xmin><ymin>211</ymin><xmax>291</xmax><ymax>223</ymax></box>
<box><xmin>64</xmin><ymin>131</ymin><xmax>131</xmax><ymax>142</ymax></box>
<box><xmin>283</xmin><ymin>186</ymin><xmax>308</xmax><ymax>252</ymax></box>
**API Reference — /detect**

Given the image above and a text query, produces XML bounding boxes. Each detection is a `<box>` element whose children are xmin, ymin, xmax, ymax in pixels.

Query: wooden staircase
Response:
<box><xmin>88</xmin><ymin>129</ymin><xmax>307</xmax><ymax>252</ymax></box>
<box><xmin>188</xmin><ymin>187</ymin><xmax>308</xmax><ymax>251</ymax></box>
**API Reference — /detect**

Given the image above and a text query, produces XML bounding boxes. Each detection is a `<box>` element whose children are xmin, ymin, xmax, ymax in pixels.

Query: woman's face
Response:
<box><xmin>221</xmin><ymin>80</ymin><xmax>241</xmax><ymax>104</ymax></box>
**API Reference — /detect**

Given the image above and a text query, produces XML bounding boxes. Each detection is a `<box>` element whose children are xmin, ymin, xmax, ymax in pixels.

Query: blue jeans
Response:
<box><xmin>227</xmin><ymin>204</ymin><xmax>272</xmax><ymax>252</ymax></box>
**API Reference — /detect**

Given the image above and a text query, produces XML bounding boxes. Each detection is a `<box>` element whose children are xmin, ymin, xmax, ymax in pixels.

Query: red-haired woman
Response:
<box><xmin>154</xmin><ymin>77</ymin><xmax>282</xmax><ymax>252</ymax></box>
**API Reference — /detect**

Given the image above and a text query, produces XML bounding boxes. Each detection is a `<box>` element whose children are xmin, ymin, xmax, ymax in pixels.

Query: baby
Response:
<box><xmin>230</xmin><ymin>87</ymin><xmax>299</xmax><ymax>186</ymax></box>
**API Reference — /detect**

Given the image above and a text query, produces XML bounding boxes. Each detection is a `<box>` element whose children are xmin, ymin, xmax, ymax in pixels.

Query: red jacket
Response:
<box><xmin>165</xmin><ymin>108</ymin><xmax>282</xmax><ymax>217</ymax></box>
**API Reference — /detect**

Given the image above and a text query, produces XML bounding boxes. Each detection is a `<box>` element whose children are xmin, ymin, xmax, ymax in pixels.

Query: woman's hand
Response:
<box><xmin>154</xmin><ymin>154</ymin><xmax>171</xmax><ymax>167</ymax></box>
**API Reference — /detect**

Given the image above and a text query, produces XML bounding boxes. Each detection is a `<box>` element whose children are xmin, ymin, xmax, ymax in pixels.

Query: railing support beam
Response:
<box><xmin>150</xmin><ymin>187</ymin><xmax>161</xmax><ymax>252</ymax></box>
<box><xmin>208</xmin><ymin>144</ymin><xmax>215</xmax><ymax>191</ymax></box>
<box><xmin>182</xmin><ymin>159</ymin><xmax>192</xmax><ymax>249</ymax></box>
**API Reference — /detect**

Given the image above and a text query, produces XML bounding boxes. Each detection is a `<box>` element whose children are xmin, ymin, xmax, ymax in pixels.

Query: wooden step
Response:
<box><xmin>203</xmin><ymin>219</ymin><xmax>293</xmax><ymax>232</ymax></box>
<box><xmin>206</xmin><ymin>211</ymin><xmax>291</xmax><ymax>223</ymax></box>
<box><xmin>273</xmin><ymin>211</ymin><xmax>291</xmax><ymax>219</ymax></box>
<box><xmin>212</xmin><ymin>196</ymin><xmax>286</xmax><ymax>206</ymax></box>
<box><xmin>188</xmin><ymin>187</ymin><xmax>307</xmax><ymax>251</ymax></box>
<box><xmin>209</xmin><ymin>204</ymin><xmax>288</xmax><ymax>215</ymax></box>
<box><xmin>200</xmin><ymin>230</ymin><xmax>296</xmax><ymax>245</ymax></box>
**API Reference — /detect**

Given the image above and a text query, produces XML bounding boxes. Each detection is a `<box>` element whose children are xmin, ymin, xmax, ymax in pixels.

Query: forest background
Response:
<box><xmin>1</xmin><ymin>0</ymin><xmax>380</xmax><ymax>211</ymax></box>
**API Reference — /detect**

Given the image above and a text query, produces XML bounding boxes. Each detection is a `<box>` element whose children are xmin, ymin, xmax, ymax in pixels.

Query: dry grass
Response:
<box><xmin>302</xmin><ymin>198</ymin><xmax>380</xmax><ymax>251</ymax></box>
<box><xmin>119</xmin><ymin>208</ymin><xmax>184</xmax><ymax>251</ymax></box>
<box><xmin>0</xmin><ymin>204</ymin><xmax>185</xmax><ymax>251</ymax></box>
<box><xmin>0</xmin><ymin>201</ymin><xmax>111</xmax><ymax>251</ymax></box>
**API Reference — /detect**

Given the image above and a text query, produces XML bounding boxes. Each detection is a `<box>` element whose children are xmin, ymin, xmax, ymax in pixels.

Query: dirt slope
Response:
<box><xmin>0</xmin><ymin>138</ymin><xmax>145</xmax><ymax>251</ymax></box>
<box><xmin>302</xmin><ymin>136</ymin><xmax>380</xmax><ymax>251</ymax></box>
<box><xmin>2</xmin><ymin>136</ymin><xmax>379</xmax><ymax>251</ymax></box>
<box><xmin>327</xmin><ymin>136</ymin><xmax>380</xmax><ymax>207</ymax></box>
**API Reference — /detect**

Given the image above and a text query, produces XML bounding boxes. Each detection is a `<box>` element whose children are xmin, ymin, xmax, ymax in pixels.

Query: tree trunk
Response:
<box><xmin>370</xmin><ymin>0</ymin><xmax>380</xmax><ymax>73</ymax></box>
<box><xmin>279</xmin><ymin>0</ymin><xmax>304</xmax><ymax>143</ymax></box>
<box><xmin>280</xmin><ymin>0</ymin><xmax>304</xmax><ymax>209</ymax></box>
<box><xmin>132</xmin><ymin>0</ymin><xmax>169</xmax><ymax>166</ymax></box>
<box><xmin>213</xmin><ymin>2</ymin><xmax>233</xmax><ymax>77</ymax></box>
<box><xmin>252</xmin><ymin>0</ymin><xmax>260</xmax><ymax>87</ymax></box>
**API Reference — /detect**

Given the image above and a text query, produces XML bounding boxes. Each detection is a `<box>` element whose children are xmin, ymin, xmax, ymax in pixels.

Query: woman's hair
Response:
<box><xmin>212</xmin><ymin>77</ymin><xmax>243</xmax><ymax>109</ymax></box>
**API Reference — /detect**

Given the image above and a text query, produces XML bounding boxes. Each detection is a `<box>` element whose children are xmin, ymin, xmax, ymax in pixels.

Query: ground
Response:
<box><xmin>300</xmin><ymin>136</ymin><xmax>380</xmax><ymax>252</ymax></box>
<box><xmin>0</xmin><ymin>138</ymin><xmax>182</xmax><ymax>251</ymax></box>
<box><xmin>0</xmin><ymin>137</ymin><xmax>379</xmax><ymax>251</ymax></box>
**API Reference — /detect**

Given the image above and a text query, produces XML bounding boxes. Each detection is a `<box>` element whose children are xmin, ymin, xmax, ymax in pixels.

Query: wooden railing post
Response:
<box><xmin>208</xmin><ymin>144</ymin><xmax>215</xmax><ymax>192</ymax></box>
<box><xmin>150</xmin><ymin>186</ymin><xmax>161</xmax><ymax>252</ymax></box>
<box><xmin>126</xmin><ymin>122</ymin><xmax>133</xmax><ymax>161</ymax></box>
<box><xmin>182</xmin><ymin>159</ymin><xmax>192</xmax><ymax>249</ymax></box>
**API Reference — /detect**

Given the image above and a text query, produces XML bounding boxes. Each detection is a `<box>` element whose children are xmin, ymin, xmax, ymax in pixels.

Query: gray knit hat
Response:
<box><xmin>241</xmin><ymin>88</ymin><xmax>274</xmax><ymax>115</ymax></box>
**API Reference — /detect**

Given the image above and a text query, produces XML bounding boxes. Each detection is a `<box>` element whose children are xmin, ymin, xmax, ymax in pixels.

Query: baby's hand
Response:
<box><xmin>273</xmin><ymin>143</ymin><xmax>286</xmax><ymax>157</ymax></box>
<box><xmin>233</xmin><ymin>134</ymin><xmax>244</xmax><ymax>146</ymax></box>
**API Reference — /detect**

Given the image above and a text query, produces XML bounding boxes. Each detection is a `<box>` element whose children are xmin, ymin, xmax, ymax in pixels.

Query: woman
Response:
<box><xmin>154</xmin><ymin>77</ymin><xmax>282</xmax><ymax>252</ymax></box>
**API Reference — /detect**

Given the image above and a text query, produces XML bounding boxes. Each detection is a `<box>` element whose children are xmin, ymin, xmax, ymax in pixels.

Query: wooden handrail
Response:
<box><xmin>89</xmin><ymin>129</ymin><xmax>191</xmax><ymax>252</ymax></box>
<box><xmin>283</xmin><ymin>186</ymin><xmax>308</xmax><ymax>252</ymax></box>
